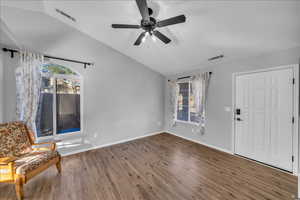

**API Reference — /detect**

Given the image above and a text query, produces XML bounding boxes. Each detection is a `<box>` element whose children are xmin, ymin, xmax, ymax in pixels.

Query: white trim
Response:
<box><xmin>60</xmin><ymin>131</ymin><xmax>164</xmax><ymax>157</ymax></box>
<box><xmin>293</xmin><ymin>65</ymin><xmax>299</xmax><ymax>176</ymax></box>
<box><xmin>232</xmin><ymin>64</ymin><xmax>299</xmax><ymax>176</ymax></box>
<box><xmin>175</xmin><ymin>120</ymin><xmax>199</xmax><ymax>126</ymax></box>
<box><xmin>231</xmin><ymin>72</ymin><xmax>236</xmax><ymax>155</ymax></box>
<box><xmin>233</xmin><ymin>64</ymin><xmax>298</xmax><ymax>76</ymax></box>
<box><xmin>166</xmin><ymin>131</ymin><xmax>233</xmax><ymax>154</ymax></box>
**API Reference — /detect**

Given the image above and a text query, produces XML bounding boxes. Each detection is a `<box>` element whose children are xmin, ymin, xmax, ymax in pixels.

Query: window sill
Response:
<box><xmin>175</xmin><ymin>120</ymin><xmax>199</xmax><ymax>126</ymax></box>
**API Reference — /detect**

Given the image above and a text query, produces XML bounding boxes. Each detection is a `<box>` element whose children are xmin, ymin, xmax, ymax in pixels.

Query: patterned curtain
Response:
<box><xmin>168</xmin><ymin>80</ymin><xmax>179</xmax><ymax>127</ymax></box>
<box><xmin>15</xmin><ymin>51</ymin><xmax>44</xmax><ymax>135</ymax></box>
<box><xmin>191</xmin><ymin>72</ymin><xmax>211</xmax><ymax>133</ymax></box>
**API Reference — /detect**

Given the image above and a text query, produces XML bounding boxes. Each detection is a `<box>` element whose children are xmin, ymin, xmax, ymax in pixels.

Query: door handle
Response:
<box><xmin>236</xmin><ymin>117</ymin><xmax>243</xmax><ymax>121</ymax></box>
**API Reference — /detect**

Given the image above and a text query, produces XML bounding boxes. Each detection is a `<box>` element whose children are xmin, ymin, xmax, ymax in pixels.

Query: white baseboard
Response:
<box><xmin>60</xmin><ymin>131</ymin><xmax>163</xmax><ymax>157</ymax></box>
<box><xmin>165</xmin><ymin>131</ymin><xmax>298</xmax><ymax>176</ymax></box>
<box><xmin>165</xmin><ymin>131</ymin><xmax>233</xmax><ymax>155</ymax></box>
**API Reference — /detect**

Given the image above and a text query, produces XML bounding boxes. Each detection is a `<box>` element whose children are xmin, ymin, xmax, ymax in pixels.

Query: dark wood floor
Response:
<box><xmin>0</xmin><ymin>133</ymin><xmax>297</xmax><ymax>200</ymax></box>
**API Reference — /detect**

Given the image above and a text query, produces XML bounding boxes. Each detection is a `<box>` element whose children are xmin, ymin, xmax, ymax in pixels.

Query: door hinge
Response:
<box><xmin>292</xmin><ymin>117</ymin><xmax>295</xmax><ymax>124</ymax></box>
<box><xmin>292</xmin><ymin>156</ymin><xmax>294</xmax><ymax>162</ymax></box>
<box><xmin>292</xmin><ymin>78</ymin><xmax>295</xmax><ymax>84</ymax></box>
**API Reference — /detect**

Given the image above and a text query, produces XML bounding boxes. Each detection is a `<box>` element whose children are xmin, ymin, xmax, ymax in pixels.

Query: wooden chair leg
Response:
<box><xmin>15</xmin><ymin>177</ymin><xmax>24</xmax><ymax>200</ymax></box>
<box><xmin>56</xmin><ymin>157</ymin><xmax>62</xmax><ymax>174</ymax></box>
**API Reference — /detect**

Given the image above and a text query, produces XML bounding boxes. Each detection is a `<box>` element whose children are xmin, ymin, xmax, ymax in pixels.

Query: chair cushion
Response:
<box><xmin>15</xmin><ymin>151</ymin><xmax>60</xmax><ymax>175</ymax></box>
<box><xmin>0</xmin><ymin>122</ymin><xmax>32</xmax><ymax>157</ymax></box>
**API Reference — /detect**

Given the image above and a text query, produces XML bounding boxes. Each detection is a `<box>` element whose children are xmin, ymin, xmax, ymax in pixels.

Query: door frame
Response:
<box><xmin>231</xmin><ymin>64</ymin><xmax>299</xmax><ymax>175</ymax></box>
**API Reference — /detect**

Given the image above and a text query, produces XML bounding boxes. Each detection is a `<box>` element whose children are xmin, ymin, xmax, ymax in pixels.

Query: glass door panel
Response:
<box><xmin>56</xmin><ymin>78</ymin><xmax>81</xmax><ymax>134</ymax></box>
<box><xmin>36</xmin><ymin>77</ymin><xmax>54</xmax><ymax>137</ymax></box>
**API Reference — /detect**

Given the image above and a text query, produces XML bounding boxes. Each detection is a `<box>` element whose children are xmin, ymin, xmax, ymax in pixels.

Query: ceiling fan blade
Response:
<box><xmin>112</xmin><ymin>24</ymin><xmax>141</xmax><ymax>29</ymax></box>
<box><xmin>134</xmin><ymin>32</ymin><xmax>146</xmax><ymax>46</ymax></box>
<box><xmin>135</xmin><ymin>0</ymin><xmax>150</xmax><ymax>21</ymax></box>
<box><xmin>157</xmin><ymin>15</ymin><xmax>186</xmax><ymax>27</ymax></box>
<box><xmin>153</xmin><ymin>30</ymin><xmax>171</xmax><ymax>44</ymax></box>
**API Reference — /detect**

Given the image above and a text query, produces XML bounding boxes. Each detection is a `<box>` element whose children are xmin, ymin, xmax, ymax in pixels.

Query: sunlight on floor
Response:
<box><xmin>56</xmin><ymin>138</ymin><xmax>93</xmax><ymax>156</ymax></box>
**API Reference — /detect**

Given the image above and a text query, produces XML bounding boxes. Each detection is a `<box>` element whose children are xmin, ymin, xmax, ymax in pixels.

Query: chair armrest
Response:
<box><xmin>0</xmin><ymin>157</ymin><xmax>15</xmax><ymax>182</ymax></box>
<box><xmin>32</xmin><ymin>142</ymin><xmax>56</xmax><ymax>151</ymax></box>
<box><xmin>0</xmin><ymin>157</ymin><xmax>17</xmax><ymax>165</ymax></box>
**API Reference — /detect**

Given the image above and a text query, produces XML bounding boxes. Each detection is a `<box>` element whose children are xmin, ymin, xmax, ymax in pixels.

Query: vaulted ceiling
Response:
<box><xmin>1</xmin><ymin>0</ymin><xmax>300</xmax><ymax>75</ymax></box>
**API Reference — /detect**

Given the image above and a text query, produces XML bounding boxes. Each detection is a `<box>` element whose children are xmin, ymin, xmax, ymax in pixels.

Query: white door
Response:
<box><xmin>234</xmin><ymin>68</ymin><xmax>294</xmax><ymax>172</ymax></box>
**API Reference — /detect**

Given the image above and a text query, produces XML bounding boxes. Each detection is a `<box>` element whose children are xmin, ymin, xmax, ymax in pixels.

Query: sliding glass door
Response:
<box><xmin>56</xmin><ymin>78</ymin><xmax>81</xmax><ymax>134</ymax></box>
<box><xmin>36</xmin><ymin>63</ymin><xmax>82</xmax><ymax>139</ymax></box>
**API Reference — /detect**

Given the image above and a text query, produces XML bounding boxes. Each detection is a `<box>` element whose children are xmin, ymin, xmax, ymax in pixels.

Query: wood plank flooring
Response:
<box><xmin>0</xmin><ymin>133</ymin><xmax>297</xmax><ymax>200</ymax></box>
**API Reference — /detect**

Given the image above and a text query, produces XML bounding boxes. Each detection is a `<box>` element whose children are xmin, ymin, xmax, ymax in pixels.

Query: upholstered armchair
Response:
<box><xmin>0</xmin><ymin>121</ymin><xmax>61</xmax><ymax>200</ymax></box>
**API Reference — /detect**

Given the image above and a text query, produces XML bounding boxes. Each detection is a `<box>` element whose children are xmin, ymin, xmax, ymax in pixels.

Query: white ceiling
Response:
<box><xmin>1</xmin><ymin>0</ymin><xmax>300</xmax><ymax>75</ymax></box>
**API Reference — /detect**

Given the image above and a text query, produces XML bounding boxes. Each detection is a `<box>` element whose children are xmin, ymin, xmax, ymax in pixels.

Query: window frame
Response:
<box><xmin>175</xmin><ymin>80</ymin><xmax>199</xmax><ymax>126</ymax></box>
<box><xmin>36</xmin><ymin>72</ymin><xmax>83</xmax><ymax>142</ymax></box>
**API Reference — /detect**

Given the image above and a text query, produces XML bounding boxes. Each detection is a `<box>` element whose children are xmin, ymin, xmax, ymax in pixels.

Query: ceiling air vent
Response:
<box><xmin>55</xmin><ymin>8</ymin><xmax>76</xmax><ymax>22</ymax></box>
<box><xmin>208</xmin><ymin>54</ymin><xmax>224</xmax><ymax>61</ymax></box>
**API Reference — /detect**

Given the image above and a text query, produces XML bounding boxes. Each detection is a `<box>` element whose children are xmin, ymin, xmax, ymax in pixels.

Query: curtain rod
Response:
<box><xmin>168</xmin><ymin>72</ymin><xmax>212</xmax><ymax>82</ymax></box>
<box><xmin>2</xmin><ymin>47</ymin><xmax>93</xmax><ymax>69</ymax></box>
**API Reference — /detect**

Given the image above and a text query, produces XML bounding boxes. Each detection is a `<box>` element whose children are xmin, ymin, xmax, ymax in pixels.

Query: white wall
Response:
<box><xmin>0</xmin><ymin>51</ymin><xmax>3</xmax><ymax>123</ymax></box>
<box><xmin>165</xmin><ymin>46</ymin><xmax>300</xmax><ymax>152</ymax></box>
<box><xmin>0</xmin><ymin>9</ymin><xmax>165</xmax><ymax>147</ymax></box>
<box><xmin>0</xmin><ymin>16</ymin><xmax>20</xmax><ymax>123</ymax></box>
<box><xmin>1</xmin><ymin>50</ymin><xmax>18</xmax><ymax>122</ymax></box>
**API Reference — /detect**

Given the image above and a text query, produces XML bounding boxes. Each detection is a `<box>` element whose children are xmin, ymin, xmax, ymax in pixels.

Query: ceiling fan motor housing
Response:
<box><xmin>141</xmin><ymin>16</ymin><xmax>156</xmax><ymax>32</ymax></box>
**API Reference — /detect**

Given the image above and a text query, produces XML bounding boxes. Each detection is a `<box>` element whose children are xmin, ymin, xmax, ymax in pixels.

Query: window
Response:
<box><xmin>36</xmin><ymin>63</ymin><xmax>82</xmax><ymax>139</ymax></box>
<box><xmin>176</xmin><ymin>81</ymin><xmax>199</xmax><ymax>124</ymax></box>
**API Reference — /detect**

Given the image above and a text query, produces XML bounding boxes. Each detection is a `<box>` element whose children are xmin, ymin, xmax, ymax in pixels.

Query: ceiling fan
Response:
<box><xmin>112</xmin><ymin>0</ymin><xmax>186</xmax><ymax>45</ymax></box>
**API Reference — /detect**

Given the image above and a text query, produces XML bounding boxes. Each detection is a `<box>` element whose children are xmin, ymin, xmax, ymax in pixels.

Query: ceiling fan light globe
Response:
<box><xmin>142</xmin><ymin>36</ymin><xmax>146</xmax><ymax>43</ymax></box>
<box><xmin>151</xmin><ymin>35</ymin><xmax>156</xmax><ymax>42</ymax></box>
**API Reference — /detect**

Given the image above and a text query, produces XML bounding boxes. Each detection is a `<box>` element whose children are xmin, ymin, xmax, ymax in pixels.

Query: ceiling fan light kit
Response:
<box><xmin>112</xmin><ymin>0</ymin><xmax>186</xmax><ymax>46</ymax></box>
